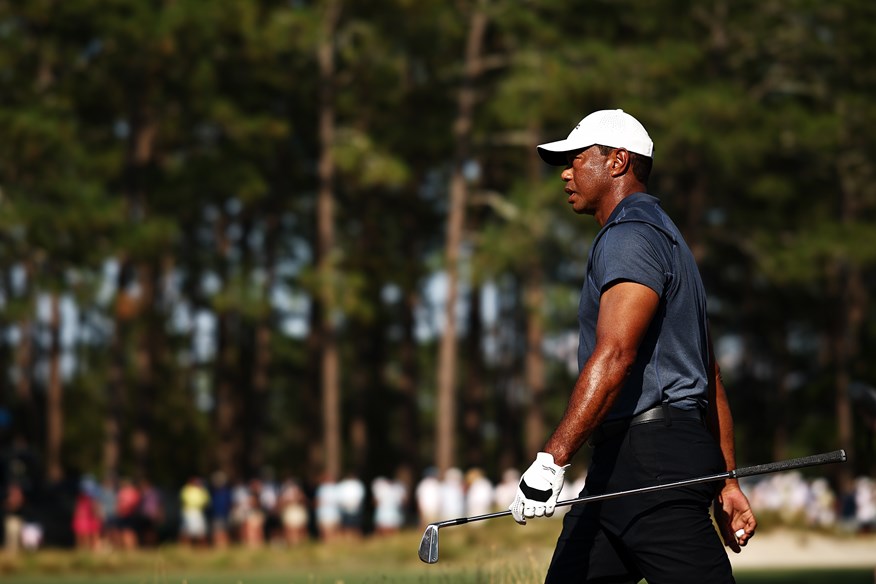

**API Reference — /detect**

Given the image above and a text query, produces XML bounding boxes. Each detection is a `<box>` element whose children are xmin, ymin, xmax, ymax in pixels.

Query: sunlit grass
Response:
<box><xmin>1</xmin><ymin>519</ymin><xmax>561</xmax><ymax>583</ymax></box>
<box><xmin>0</xmin><ymin>519</ymin><xmax>872</xmax><ymax>583</ymax></box>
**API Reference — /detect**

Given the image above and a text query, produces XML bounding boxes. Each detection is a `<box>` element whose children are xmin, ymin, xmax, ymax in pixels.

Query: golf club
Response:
<box><xmin>417</xmin><ymin>449</ymin><xmax>847</xmax><ymax>564</ymax></box>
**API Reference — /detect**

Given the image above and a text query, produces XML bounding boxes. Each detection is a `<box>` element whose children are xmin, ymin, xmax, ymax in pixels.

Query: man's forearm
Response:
<box><xmin>544</xmin><ymin>282</ymin><xmax>660</xmax><ymax>467</ymax></box>
<box><xmin>712</xmin><ymin>381</ymin><xmax>736</xmax><ymax>483</ymax></box>
<box><xmin>708</xmin><ymin>365</ymin><xmax>741</xmax><ymax>489</ymax></box>
<box><xmin>543</xmin><ymin>347</ymin><xmax>631</xmax><ymax>466</ymax></box>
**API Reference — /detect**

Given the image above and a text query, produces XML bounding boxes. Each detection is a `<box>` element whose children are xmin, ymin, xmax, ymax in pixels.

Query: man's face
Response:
<box><xmin>560</xmin><ymin>146</ymin><xmax>610</xmax><ymax>215</ymax></box>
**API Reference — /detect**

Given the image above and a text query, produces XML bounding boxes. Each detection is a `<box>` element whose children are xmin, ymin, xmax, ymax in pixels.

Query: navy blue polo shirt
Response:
<box><xmin>578</xmin><ymin>193</ymin><xmax>710</xmax><ymax>421</ymax></box>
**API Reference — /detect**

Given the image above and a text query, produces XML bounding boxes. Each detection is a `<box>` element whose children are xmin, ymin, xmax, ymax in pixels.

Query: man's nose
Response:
<box><xmin>561</xmin><ymin>167</ymin><xmax>572</xmax><ymax>181</ymax></box>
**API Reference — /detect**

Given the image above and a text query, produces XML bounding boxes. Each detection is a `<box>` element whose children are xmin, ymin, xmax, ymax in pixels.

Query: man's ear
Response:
<box><xmin>609</xmin><ymin>148</ymin><xmax>631</xmax><ymax>177</ymax></box>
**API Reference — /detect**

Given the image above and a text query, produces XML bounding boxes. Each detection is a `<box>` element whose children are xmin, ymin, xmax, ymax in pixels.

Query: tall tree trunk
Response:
<box><xmin>462</xmin><ymin>284</ymin><xmax>485</xmax><ymax>469</ymax></box>
<box><xmin>15</xmin><ymin>315</ymin><xmax>36</xmax><ymax>444</ymax></box>
<box><xmin>399</xmin><ymin>285</ymin><xmax>421</xmax><ymax>470</ymax></box>
<box><xmin>0</xmin><ymin>276</ymin><xmax>10</xmax><ymax>443</ymax></box>
<box><xmin>45</xmin><ymin>292</ymin><xmax>63</xmax><ymax>483</ymax></box>
<box><xmin>130</xmin><ymin>108</ymin><xmax>158</xmax><ymax>480</ymax></box>
<box><xmin>829</xmin><ymin>261</ymin><xmax>861</xmax><ymax>489</ymax></box>
<box><xmin>523</xmin><ymin>125</ymin><xmax>547</xmax><ymax>457</ymax></box>
<box><xmin>105</xmin><ymin>259</ymin><xmax>133</xmax><ymax>480</ymax></box>
<box><xmin>306</xmin><ymin>307</ymin><xmax>325</xmax><ymax>471</ymax></box>
<box><xmin>397</xmin><ymin>177</ymin><xmax>423</xmax><ymax>472</ymax></box>
<box><xmin>523</xmin><ymin>267</ymin><xmax>546</xmax><ymax>456</ymax></box>
<box><xmin>251</xmin><ymin>320</ymin><xmax>271</xmax><ymax>469</ymax></box>
<box><xmin>771</xmin><ymin>346</ymin><xmax>790</xmax><ymax>463</ymax></box>
<box><xmin>436</xmin><ymin>0</ymin><xmax>488</xmax><ymax>474</ymax></box>
<box><xmin>248</xmin><ymin>216</ymin><xmax>278</xmax><ymax>475</ymax></box>
<box><xmin>684</xmin><ymin>158</ymin><xmax>707</xmax><ymax>263</ymax></box>
<box><xmin>317</xmin><ymin>0</ymin><xmax>342</xmax><ymax>481</ymax></box>
<box><xmin>214</xmin><ymin>312</ymin><xmax>241</xmax><ymax>480</ymax></box>
<box><xmin>132</xmin><ymin>261</ymin><xmax>156</xmax><ymax>479</ymax></box>
<box><xmin>213</xmin><ymin>211</ymin><xmax>243</xmax><ymax>480</ymax></box>
<box><xmin>496</xmin><ymin>276</ymin><xmax>523</xmax><ymax>472</ymax></box>
<box><xmin>832</xmin><ymin>101</ymin><xmax>867</xmax><ymax>487</ymax></box>
<box><xmin>15</xmin><ymin>261</ymin><xmax>38</xmax><ymax>445</ymax></box>
<box><xmin>348</xmin><ymin>204</ymin><xmax>384</xmax><ymax>475</ymax></box>
<box><xmin>105</xmin><ymin>101</ymin><xmax>158</xmax><ymax>479</ymax></box>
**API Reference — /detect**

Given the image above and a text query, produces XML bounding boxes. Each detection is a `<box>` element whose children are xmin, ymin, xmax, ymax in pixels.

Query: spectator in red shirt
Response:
<box><xmin>115</xmin><ymin>478</ymin><xmax>141</xmax><ymax>550</ymax></box>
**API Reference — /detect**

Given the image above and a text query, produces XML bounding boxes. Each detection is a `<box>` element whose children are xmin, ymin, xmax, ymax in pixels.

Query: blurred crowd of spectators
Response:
<box><xmin>744</xmin><ymin>472</ymin><xmax>876</xmax><ymax>533</ymax></box>
<box><xmin>1</xmin><ymin>464</ymin><xmax>873</xmax><ymax>553</ymax></box>
<box><xmin>1</xmin><ymin>468</ymin><xmax>421</xmax><ymax>553</ymax></box>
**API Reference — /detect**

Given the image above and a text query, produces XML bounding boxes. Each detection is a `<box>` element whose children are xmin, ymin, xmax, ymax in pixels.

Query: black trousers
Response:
<box><xmin>545</xmin><ymin>418</ymin><xmax>735</xmax><ymax>584</ymax></box>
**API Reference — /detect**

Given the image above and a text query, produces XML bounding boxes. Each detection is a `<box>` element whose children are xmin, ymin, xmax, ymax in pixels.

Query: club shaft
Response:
<box><xmin>436</xmin><ymin>449</ymin><xmax>846</xmax><ymax>528</ymax></box>
<box><xmin>437</xmin><ymin>471</ymin><xmax>730</xmax><ymax>527</ymax></box>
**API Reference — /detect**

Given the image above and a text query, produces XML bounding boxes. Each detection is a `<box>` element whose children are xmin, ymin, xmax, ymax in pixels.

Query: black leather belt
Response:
<box><xmin>630</xmin><ymin>404</ymin><xmax>703</xmax><ymax>426</ymax></box>
<box><xmin>589</xmin><ymin>404</ymin><xmax>704</xmax><ymax>446</ymax></box>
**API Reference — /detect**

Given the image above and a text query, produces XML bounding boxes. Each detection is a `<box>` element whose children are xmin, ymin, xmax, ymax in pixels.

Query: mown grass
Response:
<box><xmin>0</xmin><ymin>521</ymin><xmax>555</xmax><ymax>584</ymax></box>
<box><xmin>0</xmin><ymin>520</ymin><xmax>872</xmax><ymax>583</ymax></box>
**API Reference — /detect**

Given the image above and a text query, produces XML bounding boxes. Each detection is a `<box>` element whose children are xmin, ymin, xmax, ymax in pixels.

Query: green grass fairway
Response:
<box><xmin>0</xmin><ymin>568</ymin><xmax>873</xmax><ymax>584</ymax></box>
<box><xmin>736</xmin><ymin>571</ymin><xmax>873</xmax><ymax>584</ymax></box>
<box><xmin>0</xmin><ymin>522</ymin><xmax>872</xmax><ymax>583</ymax></box>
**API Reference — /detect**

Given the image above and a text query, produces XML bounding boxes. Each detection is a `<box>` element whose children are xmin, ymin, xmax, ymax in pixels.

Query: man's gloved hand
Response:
<box><xmin>509</xmin><ymin>452</ymin><xmax>568</xmax><ymax>525</ymax></box>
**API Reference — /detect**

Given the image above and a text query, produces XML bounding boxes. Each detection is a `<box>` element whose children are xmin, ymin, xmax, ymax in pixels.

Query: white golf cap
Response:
<box><xmin>537</xmin><ymin>109</ymin><xmax>654</xmax><ymax>166</ymax></box>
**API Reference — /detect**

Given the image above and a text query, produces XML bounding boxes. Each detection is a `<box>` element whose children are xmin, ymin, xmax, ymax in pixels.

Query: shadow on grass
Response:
<box><xmin>0</xmin><ymin>522</ymin><xmax>872</xmax><ymax>584</ymax></box>
<box><xmin>735</xmin><ymin>570</ymin><xmax>874</xmax><ymax>584</ymax></box>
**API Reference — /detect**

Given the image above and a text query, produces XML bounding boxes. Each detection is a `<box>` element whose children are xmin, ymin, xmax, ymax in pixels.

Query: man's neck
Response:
<box><xmin>595</xmin><ymin>186</ymin><xmax>647</xmax><ymax>227</ymax></box>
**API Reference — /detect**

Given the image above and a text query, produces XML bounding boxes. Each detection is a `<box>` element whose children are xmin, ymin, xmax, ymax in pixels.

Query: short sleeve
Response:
<box><xmin>590</xmin><ymin>222</ymin><xmax>672</xmax><ymax>296</ymax></box>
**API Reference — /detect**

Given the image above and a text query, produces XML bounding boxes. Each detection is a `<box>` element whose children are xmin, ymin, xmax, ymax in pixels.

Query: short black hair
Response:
<box><xmin>594</xmin><ymin>145</ymin><xmax>652</xmax><ymax>185</ymax></box>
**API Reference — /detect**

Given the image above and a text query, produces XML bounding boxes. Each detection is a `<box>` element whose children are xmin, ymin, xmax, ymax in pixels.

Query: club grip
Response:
<box><xmin>731</xmin><ymin>449</ymin><xmax>847</xmax><ymax>479</ymax></box>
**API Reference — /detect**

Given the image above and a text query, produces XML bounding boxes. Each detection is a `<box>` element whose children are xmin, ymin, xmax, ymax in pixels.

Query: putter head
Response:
<box><xmin>418</xmin><ymin>524</ymin><xmax>440</xmax><ymax>564</ymax></box>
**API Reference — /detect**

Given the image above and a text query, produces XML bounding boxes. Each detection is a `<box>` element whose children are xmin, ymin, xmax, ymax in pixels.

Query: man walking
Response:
<box><xmin>510</xmin><ymin>109</ymin><xmax>757</xmax><ymax>583</ymax></box>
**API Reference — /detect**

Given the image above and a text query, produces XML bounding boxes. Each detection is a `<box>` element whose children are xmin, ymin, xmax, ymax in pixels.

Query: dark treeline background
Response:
<box><xmin>1</xmin><ymin>0</ymin><xmax>874</xmax><ymax>504</ymax></box>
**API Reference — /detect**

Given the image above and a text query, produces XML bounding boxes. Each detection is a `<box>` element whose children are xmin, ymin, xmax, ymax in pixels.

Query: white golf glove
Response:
<box><xmin>509</xmin><ymin>452</ymin><xmax>568</xmax><ymax>525</ymax></box>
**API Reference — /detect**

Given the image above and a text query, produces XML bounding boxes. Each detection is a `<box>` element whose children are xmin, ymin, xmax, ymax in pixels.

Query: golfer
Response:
<box><xmin>510</xmin><ymin>109</ymin><xmax>757</xmax><ymax>583</ymax></box>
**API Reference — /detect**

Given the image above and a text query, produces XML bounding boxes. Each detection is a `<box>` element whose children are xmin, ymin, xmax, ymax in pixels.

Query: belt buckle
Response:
<box><xmin>662</xmin><ymin>400</ymin><xmax>672</xmax><ymax>427</ymax></box>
